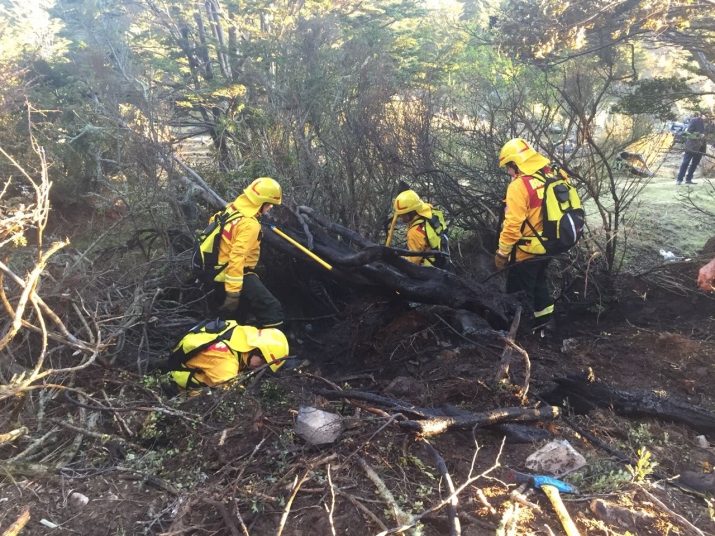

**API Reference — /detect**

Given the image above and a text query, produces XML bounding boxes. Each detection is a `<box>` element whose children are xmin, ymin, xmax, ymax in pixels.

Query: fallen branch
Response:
<box><xmin>476</xmin><ymin>488</ymin><xmax>497</xmax><ymax>515</ymax></box>
<box><xmin>494</xmin><ymin>333</ymin><xmax>531</xmax><ymax>401</ymax></box>
<box><xmin>2</xmin><ymin>506</ymin><xmax>31</xmax><ymax>536</ymax></box>
<box><xmin>546</xmin><ymin>373</ymin><xmax>715</xmax><ymax>434</ymax></box>
<box><xmin>0</xmin><ymin>426</ymin><xmax>28</xmax><ymax>445</ymax></box>
<box><xmin>325</xmin><ymin>465</ymin><xmax>337</xmax><ymax>536</ymax></box>
<box><xmin>276</xmin><ymin>466</ymin><xmax>313</xmax><ymax>536</ymax></box>
<box><xmin>336</xmin><ymin>489</ymin><xmax>389</xmax><ymax>532</ymax></box>
<box><xmin>493</xmin><ymin>306</ymin><xmax>522</xmax><ymax>385</ymax></box>
<box><xmin>496</xmin><ymin>502</ymin><xmax>520</xmax><ymax>536</ymax></box>
<box><xmin>202</xmin><ymin>498</ymin><xmax>241</xmax><ymax>536</ymax></box>
<box><xmin>637</xmin><ymin>486</ymin><xmax>705</xmax><ymax>536</ymax></box>
<box><xmin>276</xmin><ymin>454</ymin><xmax>337</xmax><ymax>536</ymax></box>
<box><xmin>355</xmin><ymin>455</ymin><xmax>413</xmax><ymax>531</ymax></box>
<box><xmin>47</xmin><ymin>417</ymin><xmax>142</xmax><ymax>451</ymax></box>
<box><xmin>399</xmin><ymin>406</ymin><xmax>560</xmax><ymax>437</ymax></box>
<box><xmin>375</xmin><ymin>438</ymin><xmax>505</xmax><ymax>536</ymax></box>
<box><xmin>422</xmin><ymin>441</ymin><xmax>461</xmax><ymax>536</ymax></box>
<box><xmin>229</xmin><ymin>498</ymin><xmax>251</xmax><ymax>536</ymax></box>
<box><xmin>509</xmin><ymin>485</ymin><xmax>542</xmax><ymax>513</ymax></box>
<box><xmin>314</xmin><ymin>388</ymin><xmax>441</xmax><ymax>419</ymax></box>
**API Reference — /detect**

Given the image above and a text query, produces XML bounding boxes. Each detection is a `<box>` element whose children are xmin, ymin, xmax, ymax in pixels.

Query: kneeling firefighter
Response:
<box><xmin>166</xmin><ymin>319</ymin><xmax>289</xmax><ymax>391</ymax></box>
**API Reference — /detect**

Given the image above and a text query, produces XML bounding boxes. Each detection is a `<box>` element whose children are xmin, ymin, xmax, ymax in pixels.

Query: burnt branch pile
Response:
<box><xmin>261</xmin><ymin>205</ymin><xmax>518</xmax><ymax>330</ymax></box>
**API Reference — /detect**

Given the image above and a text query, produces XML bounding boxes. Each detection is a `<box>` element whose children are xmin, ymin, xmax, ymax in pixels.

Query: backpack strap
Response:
<box><xmin>167</xmin><ymin>320</ymin><xmax>237</xmax><ymax>372</ymax></box>
<box><xmin>517</xmin><ymin>171</ymin><xmax>550</xmax><ymax>253</ymax></box>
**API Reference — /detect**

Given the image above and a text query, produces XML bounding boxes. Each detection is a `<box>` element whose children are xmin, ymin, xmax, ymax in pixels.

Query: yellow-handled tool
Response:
<box><xmin>271</xmin><ymin>226</ymin><xmax>333</xmax><ymax>271</ymax></box>
<box><xmin>384</xmin><ymin>213</ymin><xmax>399</xmax><ymax>247</ymax></box>
<box><xmin>542</xmin><ymin>484</ymin><xmax>581</xmax><ymax>536</ymax></box>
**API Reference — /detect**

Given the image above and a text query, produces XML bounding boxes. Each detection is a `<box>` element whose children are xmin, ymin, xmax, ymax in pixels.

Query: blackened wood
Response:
<box><xmin>546</xmin><ymin>373</ymin><xmax>715</xmax><ymax>435</ymax></box>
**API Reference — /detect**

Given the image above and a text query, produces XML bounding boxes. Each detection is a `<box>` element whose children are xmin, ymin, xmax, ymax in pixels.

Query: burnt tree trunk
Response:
<box><xmin>543</xmin><ymin>373</ymin><xmax>715</xmax><ymax>435</ymax></box>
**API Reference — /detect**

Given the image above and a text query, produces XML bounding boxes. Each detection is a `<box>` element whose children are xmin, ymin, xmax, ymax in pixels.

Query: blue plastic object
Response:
<box><xmin>508</xmin><ymin>469</ymin><xmax>578</xmax><ymax>494</ymax></box>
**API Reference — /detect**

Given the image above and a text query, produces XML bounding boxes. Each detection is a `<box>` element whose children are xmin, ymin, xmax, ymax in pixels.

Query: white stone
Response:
<box><xmin>696</xmin><ymin>435</ymin><xmax>710</xmax><ymax>449</ymax></box>
<box><xmin>295</xmin><ymin>406</ymin><xmax>343</xmax><ymax>446</ymax></box>
<box><xmin>525</xmin><ymin>439</ymin><xmax>587</xmax><ymax>477</ymax></box>
<box><xmin>68</xmin><ymin>491</ymin><xmax>89</xmax><ymax>509</ymax></box>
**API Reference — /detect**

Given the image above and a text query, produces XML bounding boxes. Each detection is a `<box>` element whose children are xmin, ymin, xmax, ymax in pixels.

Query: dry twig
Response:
<box><xmin>375</xmin><ymin>438</ymin><xmax>506</xmax><ymax>536</ymax></box>
<box><xmin>493</xmin><ymin>305</ymin><xmax>522</xmax><ymax>385</ymax></box>
<box><xmin>422</xmin><ymin>440</ymin><xmax>461</xmax><ymax>535</ymax></box>
<box><xmin>637</xmin><ymin>486</ymin><xmax>705</xmax><ymax>536</ymax></box>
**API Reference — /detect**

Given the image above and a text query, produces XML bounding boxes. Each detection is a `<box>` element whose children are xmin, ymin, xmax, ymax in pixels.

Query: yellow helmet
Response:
<box><xmin>394</xmin><ymin>190</ymin><xmax>424</xmax><ymax>215</ymax></box>
<box><xmin>244</xmin><ymin>177</ymin><xmax>283</xmax><ymax>206</ymax></box>
<box><xmin>245</xmin><ymin>327</ymin><xmax>290</xmax><ymax>372</ymax></box>
<box><xmin>499</xmin><ymin>138</ymin><xmax>550</xmax><ymax>175</ymax></box>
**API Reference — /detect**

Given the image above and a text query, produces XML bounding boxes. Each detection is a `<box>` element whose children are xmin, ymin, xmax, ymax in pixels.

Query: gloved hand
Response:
<box><xmin>218</xmin><ymin>292</ymin><xmax>240</xmax><ymax>316</ymax></box>
<box><xmin>495</xmin><ymin>250</ymin><xmax>510</xmax><ymax>271</ymax></box>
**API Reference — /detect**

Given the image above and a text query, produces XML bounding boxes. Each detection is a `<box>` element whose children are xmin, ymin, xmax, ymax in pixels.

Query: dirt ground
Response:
<box><xmin>1</xmin><ymin>147</ymin><xmax>715</xmax><ymax>536</ymax></box>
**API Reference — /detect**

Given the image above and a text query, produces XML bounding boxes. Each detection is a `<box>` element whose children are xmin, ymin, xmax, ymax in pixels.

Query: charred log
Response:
<box><xmin>543</xmin><ymin>373</ymin><xmax>715</xmax><ymax>435</ymax></box>
<box><xmin>263</xmin><ymin>205</ymin><xmax>518</xmax><ymax>329</ymax></box>
<box><xmin>315</xmin><ymin>388</ymin><xmax>560</xmax><ymax>437</ymax></box>
<box><xmin>398</xmin><ymin>406</ymin><xmax>560</xmax><ymax>437</ymax></box>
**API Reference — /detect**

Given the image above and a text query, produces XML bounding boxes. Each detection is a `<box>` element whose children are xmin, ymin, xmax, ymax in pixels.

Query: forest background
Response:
<box><xmin>1</xmin><ymin>0</ymin><xmax>715</xmax><ymax>535</ymax></box>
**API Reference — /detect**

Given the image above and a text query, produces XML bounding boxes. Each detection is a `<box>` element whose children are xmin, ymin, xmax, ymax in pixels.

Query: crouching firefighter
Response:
<box><xmin>495</xmin><ymin>138</ymin><xmax>584</xmax><ymax>334</ymax></box>
<box><xmin>385</xmin><ymin>190</ymin><xmax>450</xmax><ymax>269</ymax></box>
<box><xmin>165</xmin><ymin>319</ymin><xmax>289</xmax><ymax>392</ymax></box>
<box><xmin>193</xmin><ymin>177</ymin><xmax>284</xmax><ymax>328</ymax></box>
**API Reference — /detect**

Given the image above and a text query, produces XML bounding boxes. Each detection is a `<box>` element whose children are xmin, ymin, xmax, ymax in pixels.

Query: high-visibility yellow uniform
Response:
<box><xmin>214</xmin><ymin>195</ymin><xmax>263</xmax><ymax>294</ymax></box>
<box><xmin>170</xmin><ymin>323</ymin><xmax>289</xmax><ymax>389</ymax></box>
<box><xmin>498</xmin><ymin>170</ymin><xmax>555</xmax><ymax>323</ymax></box>
<box><xmin>498</xmin><ymin>173</ymin><xmax>545</xmax><ymax>263</ymax></box>
<box><xmin>406</xmin><ymin>212</ymin><xmax>435</xmax><ymax>266</ymax></box>
<box><xmin>174</xmin><ymin>341</ymin><xmax>242</xmax><ymax>388</ymax></box>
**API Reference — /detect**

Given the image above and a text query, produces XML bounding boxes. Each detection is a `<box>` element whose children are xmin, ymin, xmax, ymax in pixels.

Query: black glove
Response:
<box><xmin>218</xmin><ymin>292</ymin><xmax>240</xmax><ymax>316</ymax></box>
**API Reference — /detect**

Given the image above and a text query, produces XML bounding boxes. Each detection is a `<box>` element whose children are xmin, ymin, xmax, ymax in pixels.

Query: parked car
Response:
<box><xmin>666</xmin><ymin>121</ymin><xmax>687</xmax><ymax>143</ymax></box>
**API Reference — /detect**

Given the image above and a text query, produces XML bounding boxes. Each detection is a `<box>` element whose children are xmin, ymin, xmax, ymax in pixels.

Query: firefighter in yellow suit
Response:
<box><xmin>213</xmin><ymin>177</ymin><xmax>284</xmax><ymax>328</ymax></box>
<box><xmin>171</xmin><ymin>322</ymin><xmax>289</xmax><ymax>391</ymax></box>
<box><xmin>386</xmin><ymin>190</ymin><xmax>439</xmax><ymax>266</ymax></box>
<box><xmin>495</xmin><ymin>138</ymin><xmax>555</xmax><ymax>332</ymax></box>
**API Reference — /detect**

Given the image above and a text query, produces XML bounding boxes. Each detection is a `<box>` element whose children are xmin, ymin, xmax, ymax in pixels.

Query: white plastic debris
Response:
<box><xmin>68</xmin><ymin>491</ymin><xmax>89</xmax><ymax>509</ymax></box>
<box><xmin>40</xmin><ymin>519</ymin><xmax>59</xmax><ymax>529</ymax></box>
<box><xmin>525</xmin><ymin>439</ymin><xmax>587</xmax><ymax>477</ymax></box>
<box><xmin>295</xmin><ymin>406</ymin><xmax>343</xmax><ymax>446</ymax></box>
<box><xmin>659</xmin><ymin>249</ymin><xmax>678</xmax><ymax>261</ymax></box>
<box><xmin>696</xmin><ymin>435</ymin><xmax>710</xmax><ymax>449</ymax></box>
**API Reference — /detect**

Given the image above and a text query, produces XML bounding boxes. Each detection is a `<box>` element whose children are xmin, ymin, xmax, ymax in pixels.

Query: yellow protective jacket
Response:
<box><xmin>171</xmin><ymin>341</ymin><xmax>243</xmax><ymax>388</ymax></box>
<box><xmin>215</xmin><ymin>194</ymin><xmax>264</xmax><ymax>293</ymax></box>
<box><xmin>406</xmin><ymin>218</ymin><xmax>430</xmax><ymax>265</ymax></box>
<box><xmin>498</xmin><ymin>172</ymin><xmax>546</xmax><ymax>263</ymax></box>
<box><xmin>171</xmin><ymin>323</ymin><xmax>264</xmax><ymax>389</ymax></box>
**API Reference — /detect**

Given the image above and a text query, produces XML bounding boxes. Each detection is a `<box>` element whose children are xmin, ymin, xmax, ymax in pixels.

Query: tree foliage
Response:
<box><xmin>494</xmin><ymin>0</ymin><xmax>715</xmax><ymax>84</ymax></box>
<box><xmin>612</xmin><ymin>77</ymin><xmax>701</xmax><ymax>120</ymax></box>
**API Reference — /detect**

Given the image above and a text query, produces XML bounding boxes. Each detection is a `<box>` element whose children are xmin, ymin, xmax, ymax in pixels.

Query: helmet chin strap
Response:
<box><xmin>385</xmin><ymin>213</ymin><xmax>399</xmax><ymax>247</ymax></box>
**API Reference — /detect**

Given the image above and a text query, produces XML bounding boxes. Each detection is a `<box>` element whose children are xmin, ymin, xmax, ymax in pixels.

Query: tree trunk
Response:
<box><xmin>543</xmin><ymin>373</ymin><xmax>715</xmax><ymax>435</ymax></box>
